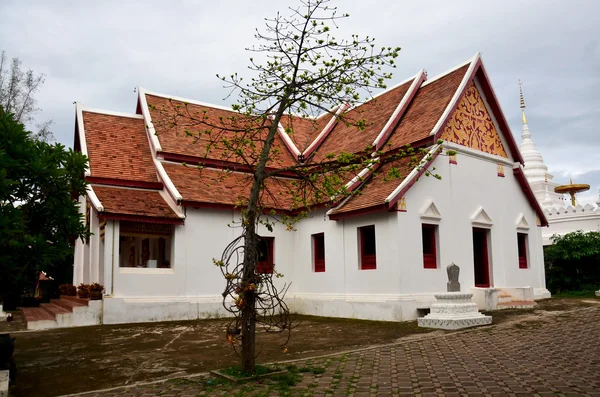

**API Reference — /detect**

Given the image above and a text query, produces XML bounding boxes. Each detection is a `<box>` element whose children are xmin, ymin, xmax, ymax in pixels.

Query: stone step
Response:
<box><xmin>498</xmin><ymin>296</ymin><xmax>513</xmax><ymax>303</ymax></box>
<box><xmin>40</xmin><ymin>302</ymin><xmax>70</xmax><ymax>317</ymax></box>
<box><xmin>497</xmin><ymin>300</ymin><xmax>537</xmax><ymax>310</ymax></box>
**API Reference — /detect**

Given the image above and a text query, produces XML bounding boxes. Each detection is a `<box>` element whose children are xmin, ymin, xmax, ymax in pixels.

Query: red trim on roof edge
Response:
<box><xmin>302</xmin><ymin>104</ymin><xmax>348</xmax><ymax>160</ymax></box>
<box><xmin>160</xmin><ymin>152</ymin><xmax>301</xmax><ymax>178</ymax></box>
<box><xmin>431</xmin><ymin>59</ymin><xmax>524</xmax><ymax>165</ymax></box>
<box><xmin>512</xmin><ymin>166</ymin><xmax>549</xmax><ymax>227</ymax></box>
<box><xmin>386</xmin><ymin>150</ymin><xmax>442</xmax><ymax>210</ymax></box>
<box><xmin>99</xmin><ymin>213</ymin><xmax>184</xmax><ymax>225</ymax></box>
<box><xmin>86</xmin><ymin>177</ymin><xmax>164</xmax><ymax>190</ymax></box>
<box><xmin>328</xmin><ymin>203</ymin><xmax>388</xmax><ymax>221</ymax></box>
<box><xmin>374</xmin><ymin>73</ymin><xmax>427</xmax><ymax>151</ymax></box>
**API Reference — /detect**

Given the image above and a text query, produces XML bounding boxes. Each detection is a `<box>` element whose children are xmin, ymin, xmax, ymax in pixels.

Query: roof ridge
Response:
<box><xmin>139</xmin><ymin>87</ymin><xmax>237</xmax><ymax>114</ymax></box>
<box><xmin>78</xmin><ymin>104</ymin><xmax>144</xmax><ymax>120</ymax></box>
<box><xmin>421</xmin><ymin>52</ymin><xmax>479</xmax><ymax>88</ymax></box>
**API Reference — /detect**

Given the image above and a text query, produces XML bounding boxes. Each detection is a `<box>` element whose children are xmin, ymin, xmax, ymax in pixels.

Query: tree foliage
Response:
<box><xmin>544</xmin><ymin>231</ymin><xmax>600</xmax><ymax>293</ymax></box>
<box><xmin>153</xmin><ymin>0</ymin><xmax>438</xmax><ymax>373</ymax></box>
<box><xmin>0</xmin><ymin>106</ymin><xmax>89</xmax><ymax>305</ymax></box>
<box><xmin>0</xmin><ymin>50</ymin><xmax>54</xmax><ymax>142</ymax></box>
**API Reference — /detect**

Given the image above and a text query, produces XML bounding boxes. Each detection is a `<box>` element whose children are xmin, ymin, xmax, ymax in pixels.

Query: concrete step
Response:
<box><xmin>21</xmin><ymin>307</ymin><xmax>58</xmax><ymax>330</ymax></box>
<box><xmin>59</xmin><ymin>295</ymin><xmax>90</xmax><ymax>306</ymax></box>
<box><xmin>498</xmin><ymin>295</ymin><xmax>512</xmax><ymax>304</ymax></box>
<box><xmin>40</xmin><ymin>302</ymin><xmax>70</xmax><ymax>317</ymax></box>
<box><xmin>497</xmin><ymin>300</ymin><xmax>537</xmax><ymax>310</ymax></box>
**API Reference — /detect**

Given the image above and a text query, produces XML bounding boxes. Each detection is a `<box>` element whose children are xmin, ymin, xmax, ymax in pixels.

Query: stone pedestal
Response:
<box><xmin>418</xmin><ymin>292</ymin><xmax>492</xmax><ymax>330</ymax></box>
<box><xmin>595</xmin><ymin>290</ymin><xmax>600</xmax><ymax>297</ymax></box>
<box><xmin>0</xmin><ymin>305</ymin><xmax>6</xmax><ymax>320</ymax></box>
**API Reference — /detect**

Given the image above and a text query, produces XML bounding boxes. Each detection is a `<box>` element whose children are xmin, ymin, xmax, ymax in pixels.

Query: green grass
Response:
<box><xmin>220</xmin><ymin>364</ymin><xmax>281</xmax><ymax>379</ymax></box>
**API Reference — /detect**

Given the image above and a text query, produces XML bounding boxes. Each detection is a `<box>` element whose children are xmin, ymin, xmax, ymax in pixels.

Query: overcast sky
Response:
<box><xmin>1</xmin><ymin>0</ymin><xmax>598</xmax><ymax>204</ymax></box>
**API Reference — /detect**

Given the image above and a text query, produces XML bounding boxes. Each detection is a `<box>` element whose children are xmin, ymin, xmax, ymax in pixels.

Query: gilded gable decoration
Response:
<box><xmin>441</xmin><ymin>82</ymin><xmax>508</xmax><ymax>158</ymax></box>
<box><xmin>497</xmin><ymin>164</ymin><xmax>505</xmax><ymax>177</ymax></box>
<box><xmin>397</xmin><ymin>197</ymin><xmax>407</xmax><ymax>212</ymax></box>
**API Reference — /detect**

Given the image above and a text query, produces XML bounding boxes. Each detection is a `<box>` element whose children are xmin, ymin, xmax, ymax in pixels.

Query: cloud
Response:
<box><xmin>1</xmin><ymin>0</ymin><xmax>598</xmax><ymax>205</ymax></box>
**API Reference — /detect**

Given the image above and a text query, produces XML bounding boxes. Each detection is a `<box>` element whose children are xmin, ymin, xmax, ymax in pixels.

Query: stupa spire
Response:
<box><xmin>519</xmin><ymin>80</ymin><xmax>527</xmax><ymax>124</ymax></box>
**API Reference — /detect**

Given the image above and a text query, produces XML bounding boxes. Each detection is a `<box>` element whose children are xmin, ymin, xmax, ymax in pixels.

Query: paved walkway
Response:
<box><xmin>71</xmin><ymin>306</ymin><xmax>600</xmax><ymax>397</ymax></box>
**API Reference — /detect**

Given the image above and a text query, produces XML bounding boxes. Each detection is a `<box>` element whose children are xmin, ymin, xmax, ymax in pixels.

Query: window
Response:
<box><xmin>517</xmin><ymin>233</ymin><xmax>528</xmax><ymax>269</ymax></box>
<box><xmin>312</xmin><ymin>233</ymin><xmax>325</xmax><ymax>272</ymax></box>
<box><xmin>256</xmin><ymin>237</ymin><xmax>274</xmax><ymax>274</ymax></box>
<box><xmin>359</xmin><ymin>225</ymin><xmax>376</xmax><ymax>270</ymax></box>
<box><xmin>422</xmin><ymin>224</ymin><xmax>437</xmax><ymax>269</ymax></box>
<box><xmin>119</xmin><ymin>221</ymin><xmax>173</xmax><ymax>268</ymax></box>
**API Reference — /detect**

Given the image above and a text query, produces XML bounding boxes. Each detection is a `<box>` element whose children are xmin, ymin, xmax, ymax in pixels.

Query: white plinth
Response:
<box><xmin>417</xmin><ymin>292</ymin><xmax>492</xmax><ymax>330</ymax></box>
<box><xmin>596</xmin><ymin>290</ymin><xmax>600</xmax><ymax>297</ymax></box>
<box><xmin>0</xmin><ymin>370</ymin><xmax>8</xmax><ymax>397</ymax></box>
<box><xmin>0</xmin><ymin>305</ymin><xmax>6</xmax><ymax>320</ymax></box>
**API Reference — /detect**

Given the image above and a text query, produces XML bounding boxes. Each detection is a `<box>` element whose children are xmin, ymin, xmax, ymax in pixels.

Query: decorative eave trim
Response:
<box><xmin>512</xmin><ymin>165</ymin><xmax>549</xmax><ymax>227</ymax></box>
<box><xmin>421</xmin><ymin>55</ymin><xmax>478</xmax><ymax>87</ymax></box>
<box><xmin>98</xmin><ymin>213</ymin><xmax>184</xmax><ymax>225</ymax></box>
<box><xmin>180</xmin><ymin>200</ymin><xmax>297</xmax><ymax>216</ymax></box>
<box><xmin>154</xmin><ymin>159</ymin><xmax>182</xmax><ymax>202</ymax></box>
<box><xmin>274</xmin><ymin>119</ymin><xmax>302</xmax><ymax>158</ymax></box>
<box><xmin>442</xmin><ymin>142</ymin><xmax>514</xmax><ymax>166</ymax></box>
<box><xmin>86</xmin><ymin>185</ymin><xmax>104</xmax><ymax>212</ymax></box>
<box><xmin>384</xmin><ymin>144</ymin><xmax>442</xmax><ymax>209</ymax></box>
<box><xmin>327</xmin><ymin>203</ymin><xmax>388</xmax><ymax>221</ymax></box>
<box><xmin>86</xmin><ymin>176</ymin><xmax>164</xmax><ymax>190</ymax></box>
<box><xmin>429</xmin><ymin>52</ymin><xmax>480</xmax><ymax>138</ymax></box>
<box><xmin>159</xmin><ymin>190</ymin><xmax>185</xmax><ymax>219</ymax></box>
<box><xmin>75</xmin><ymin>103</ymin><xmax>91</xmax><ymax>177</ymax></box>
<box><xmin>303</xmin><ymin>103</ymin><xmax>349</xmax><ymax>159</ymax></box>
<box><xmin>137</xmin><ymin>87</ymin><xmax>162</xmax><ymax>153</ymax></box>
<box><xmin>373</xmin><ymin>71</ymin><xmax>426</xmax><ymax>151</ymax></box>
<box><xmin>345</xmin><ymin>159</ymin><xmax>380</xmax><ymax>192</ymax></box>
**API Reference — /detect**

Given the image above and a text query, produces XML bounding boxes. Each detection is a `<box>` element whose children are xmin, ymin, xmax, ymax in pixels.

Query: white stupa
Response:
<box><xmin>517</xmin><ymin>81</ymin><xmax>600</xmax><ymax>244</ymax></box>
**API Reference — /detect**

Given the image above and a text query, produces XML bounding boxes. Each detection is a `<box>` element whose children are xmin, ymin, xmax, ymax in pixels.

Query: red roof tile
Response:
<box><xmin>83</xmin><ymin>112</ymin><xmax>158</xmax><ymax>183</ymax></box>
<box><xmin>385</xmin><ymin>65</ymin><xmax>469</xmax><ymax>150</ymax></box>
<box><xmin>93</xmin><ymin>185</ymin><xmax>180</xmax><ymax>220</ymax></box>
<box><xmin>310</xmin><ymin>78</ymin><xmax>414</xmax><ymax>162</ymax></box>
<box><xmin>329</xmin><ymin>156</ymin><xmax>416</xmax><ymax>215</ymax></box>
<box><xmin>145</xmin><ymin>94</ymin><xmax>298</xmax><ymax>169</ymax></box>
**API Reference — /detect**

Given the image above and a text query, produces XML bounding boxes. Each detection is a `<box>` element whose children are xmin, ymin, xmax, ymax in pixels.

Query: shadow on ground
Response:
<box><xmin>7</xmin><ymin>297</ymin><xmax>599</xmax><ymax>397</ymax></box>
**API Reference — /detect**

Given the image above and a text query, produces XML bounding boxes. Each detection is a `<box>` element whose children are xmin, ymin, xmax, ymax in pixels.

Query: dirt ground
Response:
<box><xmin>5</xmin><ymin>297</ymin><xmax>600</xmax><ymax>397</ymax></box>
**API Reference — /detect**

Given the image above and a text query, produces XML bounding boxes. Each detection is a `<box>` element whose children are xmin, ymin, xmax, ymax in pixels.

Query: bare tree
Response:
<box><xmin>153</xmin><ymin>0</ymin><xmax>438</xmax><ymax>373</ymax></box>
<box><xmin>0</xmin><ymin>51</ymin><xmax>53</xmax><ymax>142</ymax></box>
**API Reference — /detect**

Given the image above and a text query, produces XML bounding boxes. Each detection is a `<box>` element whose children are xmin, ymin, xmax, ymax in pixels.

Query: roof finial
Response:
<box><xmin>519</xmin><ymin>80</ymin><xmax>527</xmax><ymax>124</ymax></box>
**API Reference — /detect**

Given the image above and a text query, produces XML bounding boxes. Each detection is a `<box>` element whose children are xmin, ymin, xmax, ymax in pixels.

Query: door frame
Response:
<box><xmin>472</xmin><ymin>227</ymin><xmax>492</xmax><ymax>288</ymax></box>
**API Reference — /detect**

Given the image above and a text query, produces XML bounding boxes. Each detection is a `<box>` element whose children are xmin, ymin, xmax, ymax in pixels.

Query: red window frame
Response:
<box><xmin>256</xmin><ymin>236</ymin><xmax>274</xmax><ymax>274</ymax></box>
<box><xmin>359</xmin><ymin>225</ymin><xmax>376</xmax><ymax>270</ymax></box>
<box><xmin>422</xmin><ymin>224</ymin><xmax>437</xmax><ymax>269</ymax></box>
<box><xmin>312</xmin><ymin>233</ymin><xmax>325</xmax><ymax>272</ymax></box>
<box><xmin>517</xmin><ymin>233</ymin><xmax>528</xmax><ymax>269</ymax></box>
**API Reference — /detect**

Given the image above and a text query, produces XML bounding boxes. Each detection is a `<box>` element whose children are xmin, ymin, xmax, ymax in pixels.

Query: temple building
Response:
<box><xmin>517</xmin><ymin>83</ymin><xmax>600</xmax><ymax>244</ymax></box>
<box><xmin>27</xmin><ymin>53</ymin><xmax>553</xmax><ymax>329</ymax></box>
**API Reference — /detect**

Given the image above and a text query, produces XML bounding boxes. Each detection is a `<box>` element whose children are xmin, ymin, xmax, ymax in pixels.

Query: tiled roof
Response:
<box><xmin>310</xmin><ymin>78</ymin><xmax>415</xmax><ymax>162</ymax></box>
<box><xmin>93</xmin><ymin>185</ymin><xmax>181</xmax><ymax>220</ymax></box>
<box><xmin>145</xmin><ymin>94</ymin><xmax>298</xmax><ymax>169</ymax></box>
<box><xmin>385</xmin><ymin>65</ymin><xmax>469</xmax><ymax>150</ymax></box>
<box><xmin>162</xmin><ymin>162</ymin><xmax>301</xmax><ymax>210</ymax></box>
<box><xmin>279</xmin><ymin>113</ymin><xmax>331</xmax><ymax>152</ymax></box>
<box><xmin>329</xmin><ymin>156</ymin><xmax>416</xmax><ymax>215</ymax></box>
<box><xmin>82</xmin><ymin>112</ymin><xmax>158</xmax><ymax>183</ymax></box>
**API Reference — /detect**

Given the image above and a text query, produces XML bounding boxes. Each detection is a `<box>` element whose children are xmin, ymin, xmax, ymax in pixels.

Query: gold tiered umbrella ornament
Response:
<box><xmin>554</xmin><ymin>178</ymin><xmax>590</xmax><ymax>206</ymax></box>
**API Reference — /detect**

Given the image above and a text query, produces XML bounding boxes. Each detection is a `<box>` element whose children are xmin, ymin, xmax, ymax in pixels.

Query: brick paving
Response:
<box><xmin>70</xmin><ymin>306</ymin><xmax>600</xmax><ymax>397</ymax></box>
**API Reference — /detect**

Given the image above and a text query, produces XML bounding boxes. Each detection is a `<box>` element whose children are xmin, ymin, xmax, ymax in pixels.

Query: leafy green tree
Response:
<box><xmin>0</xmin><ymin>105</ymin><xmax>89</xmax><ymax>307</ymax></box>
<box><xmin>154</xmin><ymin>0</ymin><xmax>436</xmax><ymax>373</ymax></box>
<box><xmin>544</xmin><ymin>231</ymin><xmax>600</xmax><ymax>294</ymax></box>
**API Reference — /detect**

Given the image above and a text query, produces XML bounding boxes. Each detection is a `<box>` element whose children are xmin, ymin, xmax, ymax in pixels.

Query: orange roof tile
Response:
<box><xmin>329</xmin><ymin>156</ymin><xmax>416</xmax><ymax>215</ymax></box>
<box><xmin>145</xmin><ymin>94</ymin><xmax>298</xmax><ymax>169</ymax></box>
<box><xmin>93</xmin><ymin>185</ymin><xmax>180</xmax><ymax>220</ymax></box>
<box><xmin>310</xmin><ymin>78</ymin><xmax>414</xmax><ymax>162</ymax></box>
<box><xmin>385</xmin><ymin>65</ymin><xmax>469</xmax><ymax>150</ymax></box>
<box><xmin>83</xmin><ymin>112</ymin><xmax>158</xmax><ymax>183</ymax></box>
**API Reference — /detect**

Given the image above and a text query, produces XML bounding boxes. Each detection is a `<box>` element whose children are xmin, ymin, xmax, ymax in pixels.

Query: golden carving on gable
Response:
<box><xmin>441</xmin><ymin>82</ymin><xmax>508</xmax><ymax>158</ymax></box>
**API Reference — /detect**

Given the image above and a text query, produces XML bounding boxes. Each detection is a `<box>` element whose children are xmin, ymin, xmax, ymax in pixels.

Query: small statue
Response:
<box><xmin>447</xmin><ymin>263</ymin><xmax>460</xmax><ymax>292</ymax></box>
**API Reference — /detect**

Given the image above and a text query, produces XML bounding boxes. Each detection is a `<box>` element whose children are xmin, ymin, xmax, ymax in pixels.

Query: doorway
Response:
<box><xmin>472</xmin><ymin>227</ymin><xmax>490</xmax><ymax>287</ymax></box>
